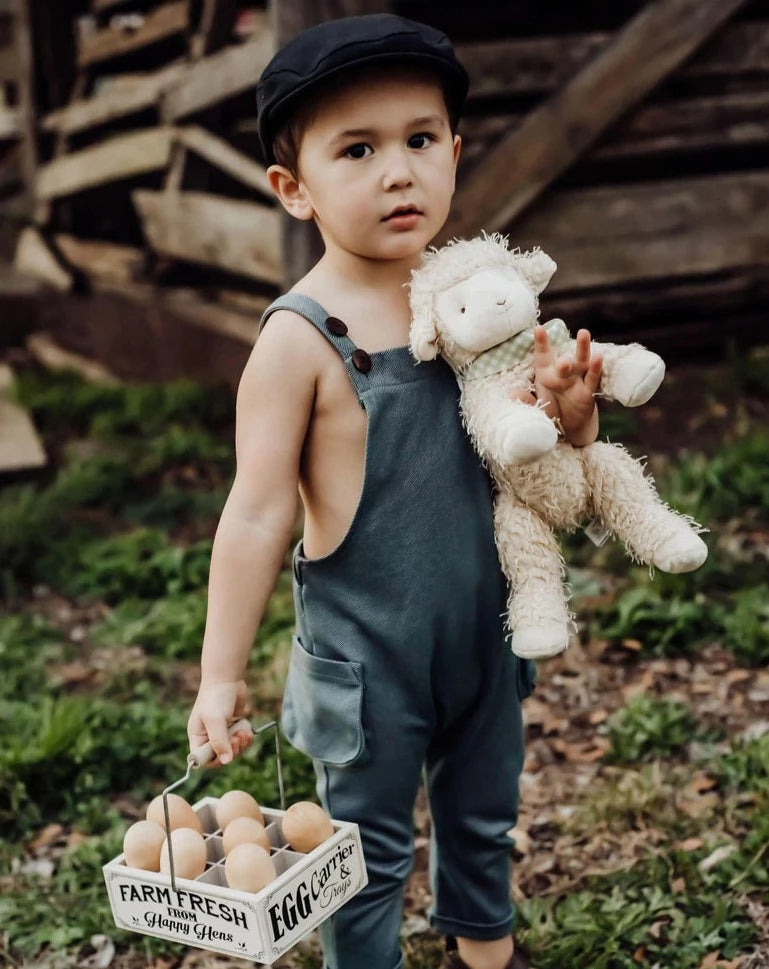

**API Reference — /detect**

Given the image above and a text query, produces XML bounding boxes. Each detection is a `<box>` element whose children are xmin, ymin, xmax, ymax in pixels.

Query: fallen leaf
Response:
<box><xmin>699</xmin><ymin>844</ymin><xmax>737</xmax><ymax>872</ymax></box>
<box><xmin>621</xmin><ymin>639</ymin><xmax>643</xmax><ymax>651</ymax></box>
<box><xmin>633</xmin><ymin>945</ymin><xmax>646</xmax><ymax>961</ymax></box>
<box><xmin>699</xmin><ymin>953</ymin><xmax>721</xmax><ymax>969</ymax></box>
<box><xmin>549</xmin><ymin>737</ymin><xmax>611</xmax><ymax>762</ymax></box>
<box><xmin>588</xmin><ymin>709</ymin><xmax>609</xmax><ymax>725</ymax></box>
<box><xmin>689</xmin><ymin>772</ymin><xmax>718</xmax><ymax>794</ymax></box>
<box><xmin>676</xmin><ymin>837</ymin><xmax>704</xmax><ymax>851</ymax></box>
<box><xmin>671</xmin><ymin>877</ymin><xmax>686</xmax><ymax>892</ymax></box>
<box><xmin>29</xmin><ymin>823</ymin><xmax>63</xmax><ymax>851</ymax></box>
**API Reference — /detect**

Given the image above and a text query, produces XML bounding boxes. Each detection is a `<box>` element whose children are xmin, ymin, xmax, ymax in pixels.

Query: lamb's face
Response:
<box><xmin>432</xmin><ymin>266</ymin><xmax>538</xmax><ymax>356</ymax></box>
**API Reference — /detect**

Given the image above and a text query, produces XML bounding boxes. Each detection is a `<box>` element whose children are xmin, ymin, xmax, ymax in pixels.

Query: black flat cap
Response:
<box><xmin>256</xmin><ymin>13</ymin><xmax>469</xmax><ymax>165</ymax></box>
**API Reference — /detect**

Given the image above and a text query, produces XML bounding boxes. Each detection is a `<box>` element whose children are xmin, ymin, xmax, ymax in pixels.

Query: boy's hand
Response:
<box><xmin>188</xmin><ymin>679</ymin><xmax>252</xmax><ymax>767</ymax></box>
<box><xmin>533</xmin><ymin>325</ymin><xmax>602</xmax><ymax>445</ymax></box>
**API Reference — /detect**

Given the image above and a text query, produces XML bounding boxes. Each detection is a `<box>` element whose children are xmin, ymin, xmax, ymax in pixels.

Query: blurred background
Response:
<box><xmin>0</xmin><ymin>2</ymin><xmax>768</xmax><ymax>968</ymax></box>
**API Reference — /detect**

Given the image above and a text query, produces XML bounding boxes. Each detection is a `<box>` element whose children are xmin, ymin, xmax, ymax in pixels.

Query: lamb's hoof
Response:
<box><xmin>652</xmin><ymin>531</ymin><xmax>708</xmax><ymax>573</ymax></box>
<box><xmin>512</xmin><ymin>622</ymin><xmax>570</xmax><ymax>659</ymax></box>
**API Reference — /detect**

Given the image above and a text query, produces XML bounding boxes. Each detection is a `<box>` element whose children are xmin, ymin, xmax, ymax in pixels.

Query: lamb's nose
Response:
<box><xmin>496</xmin><ymin>299</ymin><xmax>507</xmax><ymax>306</ymax></box>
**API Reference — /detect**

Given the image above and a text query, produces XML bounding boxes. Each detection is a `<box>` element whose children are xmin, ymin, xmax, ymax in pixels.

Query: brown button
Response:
<box><xmin>326</xmin><ymin>316</ymin><xmax>348</xmax><ymax>336</ymax></box>
<box><xmin>351</xmin><ymin>349</ymin><xmax>372</xmax><ymax>374</ymax></box>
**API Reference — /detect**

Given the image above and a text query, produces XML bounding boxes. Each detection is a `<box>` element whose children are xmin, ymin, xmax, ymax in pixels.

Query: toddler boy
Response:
<box><xmin>187</xmin><ymin>14</ymin><xmax>601</xmax><ymax>969</ymax></box>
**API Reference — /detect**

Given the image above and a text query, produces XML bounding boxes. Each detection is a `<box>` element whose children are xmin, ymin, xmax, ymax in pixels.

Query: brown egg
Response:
<box><xmin>159</xmin><ymin>827</ymin><xmax>207</xmax><ymax>880</ymax></box>
<box><xmin>282</xmin><ymin>801</ymin><xmax>334</xmax><ymax>853</ymax></box>
<box><xmin>222</xmin><ymin>816</ymin><xmax>270</xmax><ymax>856</ymax></box>
<box><xmin>225</xmin><ymin>842</ymin><xmax>276</xmax><ymax>893</ymax></box>
<box><xmin>215</xmin><ymin>790</ymin><xmax>264</xmax><ymax>831</ymax></box>
<box><xmin>123</xmin><ymin>819</ymin><xmax>166</xmax><ymax>871</ymax></box>
<box><xmin>146</xmin><ymin>793</ymin><xmax>203</xmax><ymax>833</ymax></box>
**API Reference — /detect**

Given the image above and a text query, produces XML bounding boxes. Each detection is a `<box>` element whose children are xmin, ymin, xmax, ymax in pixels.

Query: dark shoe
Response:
<box><xmin>441</xmin><ymin>935</ymin><xmax>532</xmax><ymax>969</ymax></box>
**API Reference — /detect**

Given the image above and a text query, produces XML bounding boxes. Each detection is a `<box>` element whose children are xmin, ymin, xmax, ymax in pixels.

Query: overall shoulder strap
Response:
<box><xmin>259</xmin><ymin>293</ymin><xmax>372</xmax><ymax>405</ymax></box>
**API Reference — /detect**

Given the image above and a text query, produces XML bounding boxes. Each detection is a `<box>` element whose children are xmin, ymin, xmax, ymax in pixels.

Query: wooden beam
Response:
<box><xmin>0</xmin><ymin>364</ymin><xmax>47</xmax><ymax>473</ymax></box>
<box><xmin>54</xmin><ymin>234</ymin><xmax>144</xmax><ymax>285</ymax></box>
<box><xmin>457</xmin><ymin>22</ymin><xmax>769</xmax><ymax>100</ymax></box>
<box><xmin>0</xmin><ymin>39</ymin><xmax>17</xmax><ymax>81</ymax></box>
<box><xmin>41</xmin><ymin>62</ymin><xmax>186</xmax><ymax>134</ymax></box>
<box><xmin>13</xmin><ymin>226</ymin><xmax>72</xmax><ymax>290</ymax></box>
<box><xmin>91</xmin><ymin>0</ymin><xmax>137</xmax><ymax>12</ymax></box>
<box><xmin>160</xmin><ymin>29</ymin><xmax>273</xmax><ymax>120</ymax></box>
<box><xmin>0</xmin><ymin>105</ymin><xmax>18</xmax><ymax>138</ymax></box>
<box><xmin>132</xmin><ymin>190</ymin><xmax>281</xmax><ymax>284</ymax></box>
<box><xmin>176</xmin><ymin>126</ymin><xmax>272</xmax><ymax>197</ymax></box>
<box><xmin>445</xmin><ymin>0</ymin><xmax>751</xmax><ymax>239</ymax></box>
<box><xmin>460</xmin><ymin>89</ymin><xmax>769</xmax><ymax>170</ymax></box>
<box><xmin>510</xmin><ymin>171</ymin><xmax>769</xmax><ymax>293</ymax></box>
<box><xmin>11</xmin><ymin>0</ymin><xmax>36</xmax><ymax>214</ymax></box>
<box><xmin>190</xmin><ymin>0</ymin><xmax>238</xmax><ymax>58</ymax></box>
<box><xmin>78</xmin><ymin>0</ymin><xmax>189</xmax><ymax>69</ymax></box>
<box><xmin>36</xmin><ymin>127</ymin><xmax>175</xmax><ymax>200</ymax></box>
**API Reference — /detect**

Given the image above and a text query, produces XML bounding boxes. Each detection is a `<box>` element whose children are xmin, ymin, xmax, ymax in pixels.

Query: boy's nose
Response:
<box><xmin>382</xmin><ymin>152</ymin><xmax>414</xmax><ymax>191</ymax></box>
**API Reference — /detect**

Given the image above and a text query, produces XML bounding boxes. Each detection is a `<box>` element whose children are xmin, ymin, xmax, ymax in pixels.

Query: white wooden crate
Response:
<box><xmin>103</xmin><ymin>796</ymin><xmax>367</xmax><ymax>963</ymax></box>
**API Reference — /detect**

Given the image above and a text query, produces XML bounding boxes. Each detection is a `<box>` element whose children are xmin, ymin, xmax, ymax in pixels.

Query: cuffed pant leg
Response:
<box><xmin>425</xmin><ymin>646</ymin><xmax>525</xmax><ymax>940</ymax></box>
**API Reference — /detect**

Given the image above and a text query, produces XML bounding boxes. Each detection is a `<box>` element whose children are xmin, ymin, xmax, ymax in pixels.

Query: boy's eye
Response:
<box><xmin>343</xmin><ymin>142</ymin><xmax>373</xmax><ymax>159</ymax></box>
<box><xmin>407</xmin><ymin>132</ymin><xmax>435</xmax><ymax>150</ymax></box>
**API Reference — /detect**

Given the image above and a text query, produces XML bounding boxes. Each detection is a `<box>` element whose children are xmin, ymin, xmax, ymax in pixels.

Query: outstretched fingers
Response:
<box><xmin>584</xmin><ymin>351</ymin><xmax>603</xmax><ymax>395</ymax></box>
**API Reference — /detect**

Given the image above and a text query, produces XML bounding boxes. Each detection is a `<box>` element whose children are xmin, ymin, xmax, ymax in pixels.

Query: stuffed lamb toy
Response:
<box><xmin>409</xmin><ymin>233</ymin><xmax>707</xmax><ymax>660</ymax></box>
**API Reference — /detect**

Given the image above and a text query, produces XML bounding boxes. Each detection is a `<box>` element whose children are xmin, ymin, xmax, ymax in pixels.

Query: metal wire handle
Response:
<box><xmin>161</xmin><ymin>719</ymin><xmax>285</xmax><ymax>893</ymax></box>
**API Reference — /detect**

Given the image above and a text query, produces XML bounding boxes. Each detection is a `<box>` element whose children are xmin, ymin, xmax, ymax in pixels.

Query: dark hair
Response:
<box><xmin>269</xmin><ymin>64</ymin><xmax>462</xmax><ymax>177</ymax></box>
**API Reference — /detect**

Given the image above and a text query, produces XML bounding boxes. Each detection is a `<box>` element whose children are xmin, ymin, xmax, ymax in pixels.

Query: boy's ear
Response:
<box><xmin>267</xmin><ymin>165</ymin><xmax>315</xmax><ymax>221</ymax></box>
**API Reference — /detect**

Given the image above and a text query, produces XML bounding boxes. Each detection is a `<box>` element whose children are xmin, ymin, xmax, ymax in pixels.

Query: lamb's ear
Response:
<box><xmin>409</xmin><ymin>291</ymin><xmax>439</xmax><ymax>361</ymax></box>
<box><xmin>515</xmin><ymin>249</ymin><xmax>557</xmax><ymax>295</ymax></box>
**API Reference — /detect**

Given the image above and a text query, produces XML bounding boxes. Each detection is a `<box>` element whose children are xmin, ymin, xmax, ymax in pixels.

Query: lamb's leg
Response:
<box><xmin>580</xmin><ymin>441</ymin><xmax>707</xmax><ymax>572</ymax></box>
<box><xmin>494</xmin><ymin>491</ymin><xmax>572</xmax><ymax>659</ymax></box>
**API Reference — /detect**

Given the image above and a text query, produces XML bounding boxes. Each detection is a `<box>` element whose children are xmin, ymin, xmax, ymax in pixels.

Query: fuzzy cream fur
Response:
<box><xmin>409</xmin><ymin>234</ymin><xmax>708</xmax><ymax>660</ymax></box>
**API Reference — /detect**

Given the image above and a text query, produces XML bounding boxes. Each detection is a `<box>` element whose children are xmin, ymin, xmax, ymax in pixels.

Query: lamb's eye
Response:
<box><xmin>460</xmin><ymin>307</ymin><xmax>466</xmax><ymax>314</ymax></box>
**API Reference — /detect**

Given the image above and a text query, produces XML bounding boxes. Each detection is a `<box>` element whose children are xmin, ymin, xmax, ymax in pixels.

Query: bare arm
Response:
<box><xmin>187</xmin><ymin>312</ymin><xmax>317</xmax><ymax>764</ymax></box>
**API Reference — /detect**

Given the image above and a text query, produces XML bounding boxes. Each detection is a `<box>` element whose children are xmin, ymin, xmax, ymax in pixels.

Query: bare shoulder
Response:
<box><xmin>238</xmin><ymin>308</ymin><xmax>330</xmax><ymax>401</ymax></box>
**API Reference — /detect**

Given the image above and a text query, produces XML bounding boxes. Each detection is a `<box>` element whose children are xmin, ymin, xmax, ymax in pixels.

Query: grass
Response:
<box><xmin>1</xmin><ymin>352</ymin><xmax>768</xmax><ymax>968</ymax></box>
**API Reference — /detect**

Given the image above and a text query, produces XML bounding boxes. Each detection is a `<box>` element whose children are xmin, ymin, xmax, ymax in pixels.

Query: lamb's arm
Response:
<box><xmin>460</xmin><ymin>372</ymin><xmax>558</xmax><ymax>467</ymax></box>
<box><xmin>590</xmin><ymin>340</ymin><xmax>665</xmax><ymax>407</ymax></box>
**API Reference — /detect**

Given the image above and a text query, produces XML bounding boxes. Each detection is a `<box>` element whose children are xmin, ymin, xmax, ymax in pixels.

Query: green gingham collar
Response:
<box><xmin>460</xmin><ymin>318</ymin><xmax>571</xmax><ymax>381</ymax></box>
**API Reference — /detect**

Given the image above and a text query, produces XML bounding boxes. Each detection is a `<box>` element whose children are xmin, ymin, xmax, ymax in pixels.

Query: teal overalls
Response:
<box><xmin>260</xmin><ymin>294</ymin><xmax>536</xmax><ymax>969</ymax></box>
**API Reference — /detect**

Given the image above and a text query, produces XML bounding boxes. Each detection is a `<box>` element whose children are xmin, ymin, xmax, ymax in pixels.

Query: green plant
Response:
<box><xmin>604</xmin><ymin>694</ymin><xmax>706</xmax><ymax>764</ymax></box>
<box><xmin>593</xmin><ymin>584</ymin><xmax>717</xmax><ymax>655</ymax></box>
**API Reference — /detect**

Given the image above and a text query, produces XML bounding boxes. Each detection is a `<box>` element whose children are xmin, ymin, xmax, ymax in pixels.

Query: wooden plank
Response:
<box><xmin>160</xmin><ymin>28</ymin><xmax>273</xmax><ymax>120</ymax></box>
<box><xmin>457</xmin><ymin>22</ymin><xmax>769</xmax><ymax>100</ymax></box>
<box><xmin>36</xmin><ymin>127</ymin><xmax>174</xmax><ymax>200</ymax></box>
<box><xmin>0</xmin><ymin>105</ymin><xmax>18</xmax><ymax>138</ymax></box>
<box><xmin>0</xmin><ymin>364</ymin><xmax>47</xmax><ymax>473</ymax></box>
<box><xmin>78</xmin><ymin>0</ymin><xmax>189</xmax><ymax>69</ymax></box>
<box><xmin>190</xmin><ymin>0</ymin><xmax>238</xmax><ymax>58</ymax></box>
<box><xmin>54</xmin><ymin>234</ymin><xmax>144</xmax><ymax>285</ymax></box>
<box><xmin>510</xmin><ymin>171</ymin><xmax>769</xmax><ymax>293</ymax></box>
<box><xmin>132</xmin><ymin>190</ymin><xmax>281</xmax><ymax>283</ymax></box>
<box><xmin>41</xmin><ymin>62</ymin><xmax>185</xmax><ymax>134</ymax></box>
<box><xmin>0</xmin><ymin>40</ymin><xmax>17</xmax><ymax>81</ymax></box>
<box><xmin>176</xmin><ymin>126</ymin><xmax>272</xmax><ymax>196</ymax></box>
<box><xmin>460</xmin><ymin>89</ymin><xmax>769</xmax><ymax>169</ymax></box>
<box><xmin>11</xmin><ymin>0</ymin><xmax>36</xmax><ymax>211</ymax></box>
<box><xmin>445</xmin><ymin>0</ymin><xmax>751</xmax><ymax>239</ymax></box>
<box><xmin>13</xmin><ymin>226</ymin><xmax>72</xmax><ymax>290</ymax></box>
<box><xmin>92</xmin><ymin>0</ymin><xmax>137</xmax><ymax>12</ymax></box>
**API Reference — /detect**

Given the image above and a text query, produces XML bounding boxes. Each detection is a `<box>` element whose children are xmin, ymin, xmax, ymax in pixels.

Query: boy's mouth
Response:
<box><xmin>382</xmin><ymin>205</ymin><xmax>422</xmax><ymax>221</ymax></box>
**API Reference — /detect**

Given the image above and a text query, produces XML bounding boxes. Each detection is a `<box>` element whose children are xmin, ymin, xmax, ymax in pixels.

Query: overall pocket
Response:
<box><xmin>281</xmin><ymin>636</ymin><xmax>367</xmax><ymax>767</ymax></box>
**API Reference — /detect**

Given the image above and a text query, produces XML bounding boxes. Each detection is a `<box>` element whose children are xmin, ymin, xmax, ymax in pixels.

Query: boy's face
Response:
<box><xmin>270</xmin><ymin>69</ymin><xmax>461</xmax><ymax>264</ymax></box>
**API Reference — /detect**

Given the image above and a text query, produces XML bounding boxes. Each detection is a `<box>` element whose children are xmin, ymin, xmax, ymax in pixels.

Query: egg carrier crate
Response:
<box><xmin>103</xmin><ymin>719</ymin><xmax>368</xmax><ymax>962</ymax></box>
